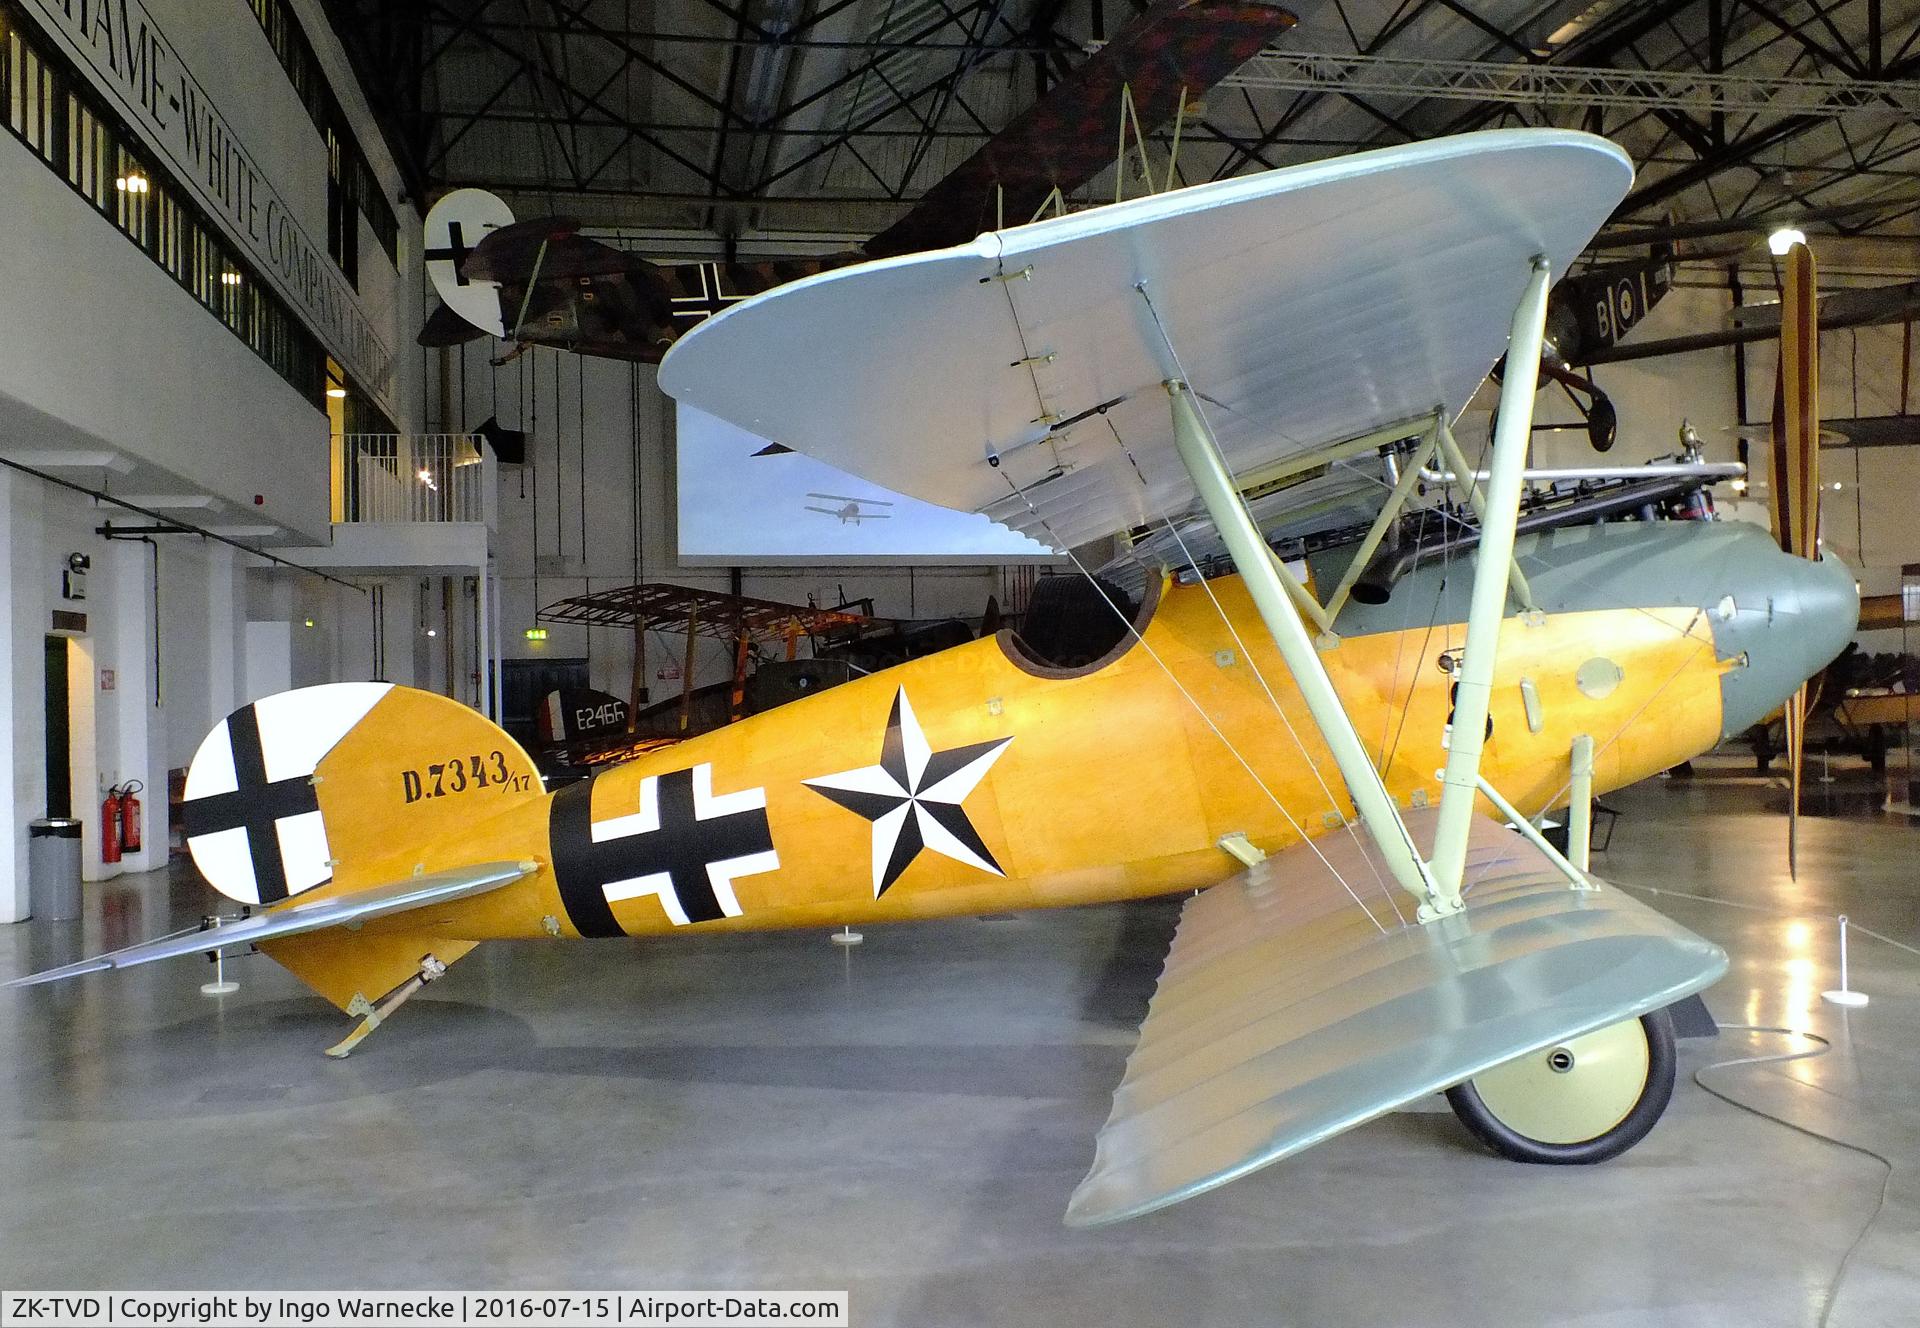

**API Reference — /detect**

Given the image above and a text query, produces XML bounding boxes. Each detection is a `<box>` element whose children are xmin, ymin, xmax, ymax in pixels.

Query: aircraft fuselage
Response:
<box><xmin>367</xmin><ymin>519</ymin><xmax>1854</xmax><ymax>949</ymax></box>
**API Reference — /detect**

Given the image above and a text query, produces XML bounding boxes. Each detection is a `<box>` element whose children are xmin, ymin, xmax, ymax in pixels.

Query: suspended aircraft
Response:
<box><xmin>415</xmin><ymin>0</ymin><xmax>1636</xmax><ymax>396</ymax></box>
<box><xmin>417</xmin><ymin>0</ymin><xmax>1298</xmax><ymax>364</ymax></box>
<box><xmin>8</xmin><ymin>130</ymin><xmax>1857</xmax><ymax>1226</ymax></box>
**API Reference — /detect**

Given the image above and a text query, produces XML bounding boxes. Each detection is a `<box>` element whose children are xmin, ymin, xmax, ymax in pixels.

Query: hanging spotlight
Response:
<box><xmin>1767</xmin><ymin>226</ymin><xmax>1807</xmax><ymax>256</ymax></box>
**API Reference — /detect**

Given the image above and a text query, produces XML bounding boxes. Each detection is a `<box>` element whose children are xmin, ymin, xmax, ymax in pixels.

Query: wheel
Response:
<box><xmin>1445</xmin><ymin>1008</ymin><xmax>1676</xmax><ymax>1164</ymax></box>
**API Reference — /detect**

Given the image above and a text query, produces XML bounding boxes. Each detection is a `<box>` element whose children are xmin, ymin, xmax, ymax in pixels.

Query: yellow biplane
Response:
<box><xmin>9</xmin><ymin>130</ymin><xmax>1854</xmax><ymax>1226</ymax></box>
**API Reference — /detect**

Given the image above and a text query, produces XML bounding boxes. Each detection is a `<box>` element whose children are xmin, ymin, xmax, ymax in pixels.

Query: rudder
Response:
<box><xmin>183</xmin><ymin>683</ymin><xmax>543</xmax><ymax>906</ymax></box>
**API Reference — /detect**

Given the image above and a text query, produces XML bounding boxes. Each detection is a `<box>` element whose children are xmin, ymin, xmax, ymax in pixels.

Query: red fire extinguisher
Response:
<box><xmin>118</xmin><ymin>780</ymin><xmax>143</xmax><ymax>854</ymax></box>
<box><xmin>102</xmin><ymin>786</ymin><xmax>122</xmax><ymax>865</ymax></box>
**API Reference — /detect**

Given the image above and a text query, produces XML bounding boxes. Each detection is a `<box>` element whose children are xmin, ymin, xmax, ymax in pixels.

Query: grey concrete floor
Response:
<box><xmin>3</xmin><ymin>760</ymin><xmax>1917</xmax><ymax>1326</ymax></box>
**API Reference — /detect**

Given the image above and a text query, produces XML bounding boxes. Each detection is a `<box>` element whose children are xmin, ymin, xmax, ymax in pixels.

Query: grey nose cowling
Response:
<box><xmin>1709</xmin><ymin>542</ymin><xmax>1860</xmax><ymax>740</ymax></box>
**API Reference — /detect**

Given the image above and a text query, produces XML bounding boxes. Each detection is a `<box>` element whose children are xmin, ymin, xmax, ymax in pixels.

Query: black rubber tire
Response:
<box><xmin>1445</xmin><ymin>1007</ymin><xmax>1677</xmax><ymax>1164</ymax></box>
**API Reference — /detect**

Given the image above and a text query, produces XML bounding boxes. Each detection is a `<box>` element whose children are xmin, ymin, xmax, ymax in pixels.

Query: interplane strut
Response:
<box><xmin>1159</xmin><ymin>257</ymin><xmax>1563</xmax><ymax>922</ymax></box>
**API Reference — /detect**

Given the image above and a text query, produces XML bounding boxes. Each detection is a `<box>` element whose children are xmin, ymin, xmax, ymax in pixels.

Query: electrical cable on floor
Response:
<box><xmin>1691</xmin><ymin>1025</ymin><xmax>1896</xmax><ymax>1328</ymax></box>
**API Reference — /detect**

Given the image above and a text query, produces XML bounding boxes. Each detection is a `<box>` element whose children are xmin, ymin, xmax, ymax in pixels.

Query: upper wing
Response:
<box><xmin>462</xmin><ymin>219</ymin><xmax>640</xmax><ymax>282</ymax></box>
<box><xmin>659</xmin><ymin>129</ymin><xmax>1633</xmax><ymax>551</ymax></box>
<box><xmin>4</xmin><ymin>861</ymin><xmax>533</xmax><ymax>987</ymax></box>
<box><xmin>1065</xmin><ymin>810</ymin><xmax>1725</xmax><ymax>1226</ymax></box>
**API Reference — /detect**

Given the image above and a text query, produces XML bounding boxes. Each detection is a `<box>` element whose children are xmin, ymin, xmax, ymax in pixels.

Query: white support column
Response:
<box><xmin>1168</xmin><ymin>382</ymin><xmax>1438</xmax><ymax>914</ymax></box>
<box><xmin>489</xmin><ymin>567</ymin><xmax>503</xmax><ymax>723</ymax></box>
<box><xmin>476</xmin><ymin>558</ymin><xmax>493</xmax><ymax>719</ymax></box>
<box><xmin>1567</xmin><ymin>733</ymin><xmax>1595</xmax><ymax>872</ymax></box>
<box><xmin>1429</xmin><ymin>258</ymin><xmax>1554</xmax><ymax>904</ymax></box>
<box><xmin>204</xmin><ymin>544</ymin><xmax>244</xmax><ymax>724</ymax></box>
<box><xmin>0</xmin><ymin>468</ymin><xmax>26</xmax><ymax>920</ymax></box>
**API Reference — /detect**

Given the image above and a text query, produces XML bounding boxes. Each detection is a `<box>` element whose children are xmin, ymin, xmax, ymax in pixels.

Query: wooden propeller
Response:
<box><xmin>1769</xmin><ymin>243</ymin><xmax>1821</xmax><ymax>877</ymax></box>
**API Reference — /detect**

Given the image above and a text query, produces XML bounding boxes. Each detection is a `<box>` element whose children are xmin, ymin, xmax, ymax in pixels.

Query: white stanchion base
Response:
<box><xmin>1822</xmin><ymin>989</ymin><xmax>1869</xmax><ymax>1007</ymax></box>
<box><xmin>830</xmin><ymin>929</ymin><xmax>864</xmax><ymax>946</ymax></box>
<box><xmin>200</xmin><ymin>981</ymin><xmax>239</xmax><ymax>996</ymax></box>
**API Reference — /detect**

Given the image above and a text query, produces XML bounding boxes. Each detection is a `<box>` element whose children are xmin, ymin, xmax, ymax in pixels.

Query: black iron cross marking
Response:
<box><xmin>548</xmin><ymin>766</ymin><xmax>775</xmax><ymax>936</ymax></box>
<box><xmin>179</xmin><ymin>705</ymin><xmax>319</xmax><ymax>904</ymax></box>
<box><xmin>424</xmin><ymin>221</ymin><xmax>473</xmax><ymax>286</ymax></box>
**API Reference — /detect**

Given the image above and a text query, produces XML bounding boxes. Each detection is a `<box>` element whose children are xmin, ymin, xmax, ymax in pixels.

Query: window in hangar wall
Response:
<box><xmin>246</xmin><ymin>0</ymin><xmax>399</xmax><ymax>271</ymax></box>
<box><xmin>0</xmin><ymin>0</ymin><xmax>330</xmax><ymax>407</ymax></box>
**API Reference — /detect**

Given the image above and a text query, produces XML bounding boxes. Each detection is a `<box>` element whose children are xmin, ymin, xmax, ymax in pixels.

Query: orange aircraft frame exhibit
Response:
<box><xmin>538</xmin><ymin>580</ymin><xmax>871</xmax><ymax>730</ymax></box>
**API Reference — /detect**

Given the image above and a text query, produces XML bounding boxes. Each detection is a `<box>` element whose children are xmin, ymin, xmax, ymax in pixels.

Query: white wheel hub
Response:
<box><xmin>1469</xmin><ymin>1017</ymin><xmax>1652</xmax><ymax>1144</ymax></box>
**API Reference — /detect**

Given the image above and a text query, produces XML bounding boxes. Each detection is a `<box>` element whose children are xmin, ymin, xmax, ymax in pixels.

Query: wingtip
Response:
<box><xmin>4</xmin><ymin>958</ymin><xmax>115</xmax><ymax>988</ymax></box>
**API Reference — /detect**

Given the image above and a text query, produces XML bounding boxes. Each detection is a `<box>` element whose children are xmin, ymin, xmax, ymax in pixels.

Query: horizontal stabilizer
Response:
<box><xmin>1065</xmin><ymin>813</ymin><xmax>1726</xmax><ymax>1226</ymax></box>
<box><xmin>4</xmin><ymin>861</ymin><xmax>533</xmax><ymax>988</ymax></box>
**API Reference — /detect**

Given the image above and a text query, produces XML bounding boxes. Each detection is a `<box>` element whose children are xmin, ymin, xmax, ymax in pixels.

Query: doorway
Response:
<box><xmin>44</xmin><ymin>635</ymin><xmax>70</xmax><ymax>819</ymax></box>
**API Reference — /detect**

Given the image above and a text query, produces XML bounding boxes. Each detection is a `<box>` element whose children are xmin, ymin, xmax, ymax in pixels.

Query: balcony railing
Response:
<box><xmin>333</xmin><ymin>433</ymin><xmax>495</xmax><ymax>526</ymax></box>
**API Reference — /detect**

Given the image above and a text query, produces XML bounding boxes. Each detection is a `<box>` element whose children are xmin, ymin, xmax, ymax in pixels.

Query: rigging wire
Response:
<box><xmin>1132</xmin><ymin>282</ymin><xmax>1429</xmax><ymax>919</ymax></box>
<box><xmin>1524</xmin><ymin>610</ymin><xmax>1711</xmax><ymax>821</ymax></box>
<box><xmin>991</xmin><ymin>468</ymin><xmax>1388</xmax><ymax>934</ymax></box>
<box><xmin>1376</xmin><ymin>499</ymin><xmax>1433</xmax><ymax>765</ymax></box>
<box><xmin>1453</xmin><ymin>622</ymin><xmax>1712</xmax><ymax>895</ymax></box>
<box><xmin>1147</xmin><ymin>487</ymin><xmax>1405</xmax><ymax>925</ymax></box>
<box><xmin>1092</xmin><ymin>413</ymin><xmax>1402</xmax><ymax>919</ymax></box>
<box><xmin>988</xmin><ymin>267</ymin><xmax>1392</xmax><ymax>926</ymax></box>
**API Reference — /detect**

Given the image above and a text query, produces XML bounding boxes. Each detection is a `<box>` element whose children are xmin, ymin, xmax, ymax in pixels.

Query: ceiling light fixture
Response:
<box><xmin>1767</xmin><ymin>226</ymin><xmax>1807</xmax><ymax>256</ymax></box>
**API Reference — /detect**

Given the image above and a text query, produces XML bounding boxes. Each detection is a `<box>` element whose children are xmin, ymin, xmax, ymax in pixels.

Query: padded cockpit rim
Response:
<box><xmin>996</xmin><ymin>573</ymin><xmax>1165</xmax><ymax>680</ymax></box>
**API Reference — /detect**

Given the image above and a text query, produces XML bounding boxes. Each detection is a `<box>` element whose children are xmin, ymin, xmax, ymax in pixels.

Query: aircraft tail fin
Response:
<box><xmin>181</xmin><ymin>683</ymin><xmax>545</xmax><ymax>907</ymax></box>
<box><xmin>0</xmin><ymin>683</ymin><xmax>550</xmax><ymax>1014</ymax></box>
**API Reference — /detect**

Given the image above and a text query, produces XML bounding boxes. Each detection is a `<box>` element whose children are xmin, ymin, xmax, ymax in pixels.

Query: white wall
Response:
<box><xmin>17</xmin><ymin>0</ymin><xmax>412</xmax><ymax>420</ymax></box>
<box><xmin>0</xmin><ymin>0</ymin><xmax>429</xmax><ymax>921</ymax></box>
<box><xmin>0</xmin><ymin>468</ymin><xmax>225</xmax><ymax>916</ymax></box>
<box><xmin>436</xmin><ymin>344</ymin><xmax>1012</xmax><ymax>702</ymax></box>
<box><xmin>0</xmin><ymin>137</ymin><xmax>335</xmax><ymax>538</ymax></box>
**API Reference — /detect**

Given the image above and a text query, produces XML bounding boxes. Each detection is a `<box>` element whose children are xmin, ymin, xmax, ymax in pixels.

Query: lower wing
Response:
<box><xmin>1066</xmin><ymin>811</ymin><xmax>1726</xmax><ymax>1226</ymax></box>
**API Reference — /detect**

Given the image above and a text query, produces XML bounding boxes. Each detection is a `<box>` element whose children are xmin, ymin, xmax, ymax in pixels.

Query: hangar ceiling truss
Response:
<box><xmin>323</xmin><ymin>1</ymin><xmax>1920</xmax><ymax>251</ymax></box>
